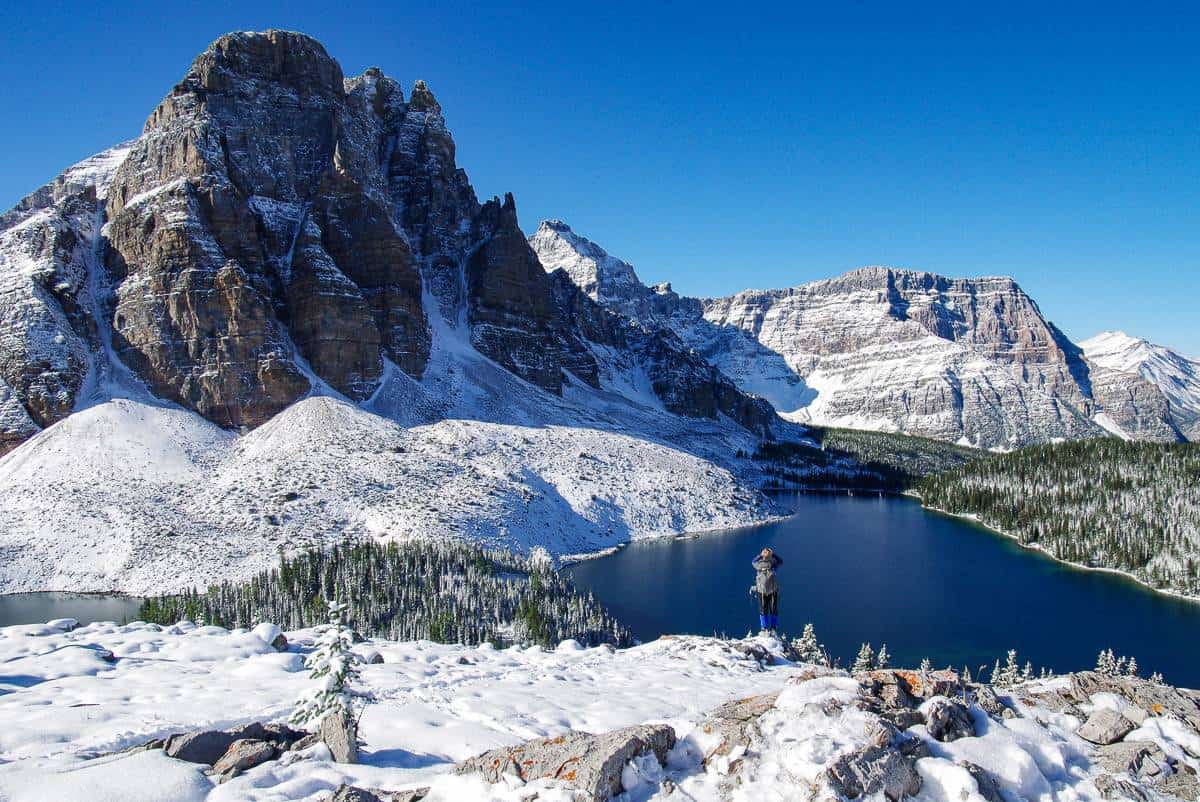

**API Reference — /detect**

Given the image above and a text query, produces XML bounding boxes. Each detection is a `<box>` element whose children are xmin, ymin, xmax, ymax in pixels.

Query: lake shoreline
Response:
<box><xmin>910</xmin><ymin>493</ymin><xmax>1200</xmax><ymax>606</ymax></box>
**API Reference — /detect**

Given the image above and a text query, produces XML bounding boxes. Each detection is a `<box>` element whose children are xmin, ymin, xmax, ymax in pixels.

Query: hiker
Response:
<box><xmin>751</xmin><ymin>547</ymin><xmax>783</xmax><ymax>634</ymax></box>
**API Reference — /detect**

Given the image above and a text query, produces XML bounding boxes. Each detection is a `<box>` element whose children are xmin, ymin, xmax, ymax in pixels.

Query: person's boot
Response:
<box><xmin>769</xmin><ymin>614</ymin><xmax>779</xmax><ymax>634</ymax></box>
<box><xmin>759</xmin><ymin>614</ymin><xmax>769</xmax><ymax>633</ymax></box>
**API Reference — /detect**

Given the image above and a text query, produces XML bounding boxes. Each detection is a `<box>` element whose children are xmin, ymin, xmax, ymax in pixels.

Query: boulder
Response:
<box><xmin>320</xmin><ymin>709</ymin><xmax>359</xmax><ymax>764</ymax></box>
<box><xmin>455</xmin><ymin>724</ymin><xmax>675</xmax><ymax>802</ymax></box>
<box><xmin>165</xmin><ymin>730</ymin><xmax>243</xmax><ymax>765</ymax></box>
<box><xmin>289</xmin><ymin>732</ymin><xmax>322</xmax><ymax>752</ymax></box>
<box><xmin>212</xmin><ymin>738</ymin><xmax>276</xmax><ymax>782</ymax></box>
<box><xmin>924</xmin><ymin>698</ymin><xmax>975</xmax><ymax>742</ymax></box>
<box><xmin>327</xmin><ymin>786</ymin><xmax>428</xmax><ymax>802</ymax></box>
<box><xmin>1076</xmin><ymin>709</ymin><xmax>1135</xmax><ymax>745</ymax></box>
<box><xmin>824</xmin><ymin>744</ymin><xmax>922</xmax><ymax>801</ymax></box>
<box><xmin>696</xmin><ymin>693</ymin><xmax>778</xmax><ymax>763</ymax></box>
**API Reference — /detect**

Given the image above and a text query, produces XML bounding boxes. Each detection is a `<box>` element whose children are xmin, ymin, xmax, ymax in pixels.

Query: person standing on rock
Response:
<box><xmin>751</xmin><ymin>547</ymin><xmax>783</xmax><ymax>634</ymax></box>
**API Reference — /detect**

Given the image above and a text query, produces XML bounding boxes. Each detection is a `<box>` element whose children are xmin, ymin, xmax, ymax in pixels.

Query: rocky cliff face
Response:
<box><xmin>0</xmin><ymin>30</ymin><xmax>777</xmax><ymax>452</ymax></box>
<box><xmin>532</xmin><ymin>224</ymin><xmax>1185</xmax><ymax>449</ymax></box>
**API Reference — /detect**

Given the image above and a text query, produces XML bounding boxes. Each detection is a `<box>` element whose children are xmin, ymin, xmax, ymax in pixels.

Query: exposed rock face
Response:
<box><xmin>103</xmin><ymin>30</ymin><xmax>432</xmax><ymax>426</ymax></box>
<box><xmin>0</xmin><ymin>31</ymin><xmax>780</xmax><ymax>451</ymax></box>
<box><xmin>533</xmin><ymin>222</ymin><xmax>1184</xmax><ymax>448</ymax></box>
<box><xmin>825</xmin><ymin>744</ymin><xmax>923</xmax><ymax>801</ymax></box>
<box><xmin>454</xmin><ymin>723</ymin><xmax>675</xmax><ymax>802</ymax></box>
<box><xmin>211</xmin><ymin>738</ymin><xmax>275</xmax><ymax>781</ymax></box>
<box><xmin>0</xmin><ymin>147</ymin><xmax>130</xmax><ymax>450</ymax></box>
<box><xmin>319</xmin><ymin>709</ymin><xmax>359</xmax><ymax>763</ymax></box>
<box><xmin>1076</xmin><ymin>708</ymin><xmax>1136</xmax><ymax>745</ymax></box>
<box><xmin>548</xmin><ymin>271</ymin><xmax>776</xmax><ymax>434</ymax></box>
<box><xmin>923</xmin><ymin>697</ymin><xmax>976</xmax><ymax>742</ymax></box>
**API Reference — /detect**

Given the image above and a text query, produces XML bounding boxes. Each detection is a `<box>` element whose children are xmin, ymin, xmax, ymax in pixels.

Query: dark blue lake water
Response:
<box><xmin>566</xmin><ymin>492</ymin><xmax>1200</xmax><ymax>687</ymax></box>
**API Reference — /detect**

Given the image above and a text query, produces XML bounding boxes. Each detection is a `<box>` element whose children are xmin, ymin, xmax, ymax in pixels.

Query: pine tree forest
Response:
<box><xmin>916</xmin><ymin>440</ymin><xmax>1200</xmax><ymax>597</ymax></box>
<box><xmin>139</xmin><ymin>539</ymin><xmax>633</xmax><ymax>648</ymax></box>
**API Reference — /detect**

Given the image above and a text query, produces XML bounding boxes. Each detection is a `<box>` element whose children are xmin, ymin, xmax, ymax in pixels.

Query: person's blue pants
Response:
<box><xmin>758</xmin><ymin>593</ymin><xmax>779</xmax><ymax>630</ymax></box>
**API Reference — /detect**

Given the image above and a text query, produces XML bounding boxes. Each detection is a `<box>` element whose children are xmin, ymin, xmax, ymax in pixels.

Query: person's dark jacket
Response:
<box><xmin>751</xmin><ymin>553</ymin><xmax>783</xmax><ymax>595</ymax></box>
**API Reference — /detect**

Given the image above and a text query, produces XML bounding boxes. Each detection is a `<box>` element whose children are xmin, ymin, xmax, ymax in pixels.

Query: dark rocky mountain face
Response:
<box><xmin>0</xmin><ymin>30</ymin><xmax>777</xmax><ymax>452</ymax></box>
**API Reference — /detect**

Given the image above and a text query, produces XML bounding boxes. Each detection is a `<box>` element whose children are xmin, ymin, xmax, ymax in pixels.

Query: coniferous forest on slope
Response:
<box><xmin>916</xmin><ymin>440</ymin><xmax>1200</xmax><ymax>597</ymax></box>
<box><xmin>139</xmin><ymin>540</ymin><xmax>633</xmax><ymax>648</ymax></box>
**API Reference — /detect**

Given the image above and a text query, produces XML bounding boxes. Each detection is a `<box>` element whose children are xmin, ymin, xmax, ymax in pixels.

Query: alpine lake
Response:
<box><xmin>2</xmin><ymin>492</ymin><xmax>1197</xmax><ymax>687</ymax></box>
<box><xmin>566</xmin><ymin>492</ymin><xmax>1200</xmax><ymax>687</ymax></box>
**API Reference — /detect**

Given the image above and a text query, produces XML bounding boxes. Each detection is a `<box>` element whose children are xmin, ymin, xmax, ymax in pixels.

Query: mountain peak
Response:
<box><xmin>409</xmin><ymin>79</ymin><xmax>440</xmax><ymax>112</ymax></box>
<box><xmin>528</xmin><ymin>220</ymin><xmax>643</xmax><ymax>302</ymax></box>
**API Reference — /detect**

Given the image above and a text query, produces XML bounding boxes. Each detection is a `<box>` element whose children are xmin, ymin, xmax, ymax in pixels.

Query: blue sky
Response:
<box><xmin>3</xmin><ymin>1</ymin><xmax>1198</xmax><ymax>355</ymax></box>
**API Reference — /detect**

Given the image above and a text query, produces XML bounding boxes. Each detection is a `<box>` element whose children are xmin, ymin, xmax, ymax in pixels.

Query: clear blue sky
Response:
<box><xmin>3</xmin><ymin>1</ymin><xmax>1198</xmax><ymax>355</ymax></box>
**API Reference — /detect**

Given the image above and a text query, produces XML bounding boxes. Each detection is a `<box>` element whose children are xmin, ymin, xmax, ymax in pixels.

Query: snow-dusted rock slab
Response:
<box><xmin>454</xmin><ymin>723</ymin><xmax>675</xmax><ymax>802</ymax></box>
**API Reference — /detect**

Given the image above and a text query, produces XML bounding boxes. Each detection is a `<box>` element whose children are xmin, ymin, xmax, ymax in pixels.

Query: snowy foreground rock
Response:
<box><xmin>2</xmin><ymin>621</ymin><xmax>1199</xmax><ymax>801</ymax></box>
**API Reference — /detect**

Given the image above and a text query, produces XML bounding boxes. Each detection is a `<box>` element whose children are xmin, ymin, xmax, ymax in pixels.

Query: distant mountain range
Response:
<box><xmin>0</xmin><ymin>30</ymin><xmax>1194</xmax><ymax>593</ymax></box>
<box><xmin>531</xmin><ymin>221</ymin><xmax>1197</xmax><ymax>448</ymax></box>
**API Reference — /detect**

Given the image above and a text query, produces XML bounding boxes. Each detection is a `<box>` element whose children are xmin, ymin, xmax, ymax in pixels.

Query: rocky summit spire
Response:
<box><xmin>408</xmin><ymin>79</ymin><xmax>440</xmax><ymax>112</ymax></box>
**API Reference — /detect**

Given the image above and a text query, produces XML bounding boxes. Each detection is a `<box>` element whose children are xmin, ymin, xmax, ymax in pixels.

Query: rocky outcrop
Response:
<box><xmin>1076</xmin><ymin>708</ymin><xmax>1136</xmax><ymax>745</ymax></box>
<box><xmin>211</xmin><ymin>738</ymin><xmax>275</xmax><ymax>782</ymax></box>
<box><xmin>825</xmin><ymin>743</ymin><xmax>923</xmax><ymax>802</ymax></box>
<box><xmin>454</xmin><ymin>723</ymin><xmax>676</xmax><ymax>802</ymax></box>
<box><xmin>319</xmin><ymin>709</ymin><xmax>359</xmax><ymax>763</ymax></box>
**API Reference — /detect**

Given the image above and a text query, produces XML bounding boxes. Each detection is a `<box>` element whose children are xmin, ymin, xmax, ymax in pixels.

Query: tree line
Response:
<box><xmin>915</xmin><ymin>439</ymin><xmax>1200</xmax><ymax>597</ymax></box>
<box><xmin>139</xmin><ymin>539</ymin><xmax>633</xmax><ymax>648</ymax></box>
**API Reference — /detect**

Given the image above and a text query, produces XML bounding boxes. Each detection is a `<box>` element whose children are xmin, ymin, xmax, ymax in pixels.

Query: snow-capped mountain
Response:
<box><xmin>532</xmin><ymin>222</ymin><xmax>1186</xmax><ymax>449</ymax></box>
<box><xmin>1082</xmin><ymin>331</ymin><xmax>1200</xmax><ymax>441</ymax></box>
<box><xmin>0</xmin><ymin>30</ymin><xmax>789</xmax><ymax>594</ymax></box>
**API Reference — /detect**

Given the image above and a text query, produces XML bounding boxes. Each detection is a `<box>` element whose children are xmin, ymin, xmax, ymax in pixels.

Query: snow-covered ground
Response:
<box><xmin>2</xmin><ymin>620</ymin><xmax>1196</xmax><ymax>802</ymax></box>
<box><xmin>0</xmin><ymin>395</ymin><xmax>768</xmax><ymax>595</ymax></box>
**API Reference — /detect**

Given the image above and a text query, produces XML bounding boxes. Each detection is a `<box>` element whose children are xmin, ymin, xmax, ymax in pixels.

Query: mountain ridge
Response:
<box><xmin>531</xmin><ymin>219</ymin><xmax>1189</xmax><ymax>448</ymax></box>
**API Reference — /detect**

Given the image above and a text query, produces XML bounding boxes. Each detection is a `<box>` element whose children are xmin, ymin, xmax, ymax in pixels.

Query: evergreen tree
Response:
<box><xmin>290</xmin><ymin>599</ymin><xmax>361</xmax><ymax>727</ymax></box>
<box><xmin>876</xmin><ymin>643</ymin><xmax>891</xmax><ymax>669</ymax></box>
<box><xmin>792</xmin><ymin>623</ymin><xmax>825</xmax><ymax>665</ymax></box>
<box><xmin>853</xmin><ymin>643</ymin><xmax>876</xmax><ymax>673</ymax></box>
<box><xmin>1126</xmin><ymin>656</ymin><xmax>1139</xmax><ymax>677</ymax></box>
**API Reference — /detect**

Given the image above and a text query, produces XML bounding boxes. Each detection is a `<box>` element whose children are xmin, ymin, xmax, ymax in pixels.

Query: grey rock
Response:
<box><xmin>1094</xmin><ymin>774</ymin><xmax>1151</xmax><ymax>802</ymax></box>
<box><xmin>696</xmin><ymin>693</ymin><xmax>778</xmax><ymax>763</ymax></box>
<box><xmin>825</xmin><ymin>744</ymin><xmax>922</xmax><ymax>802</ymax></box>
<box><xmin>289</xmin><ymin>733</ymin><xmax>321</xmax><ymax>752</ymax></box>
<box><xmin>270</xmin><ymin>633</ymin><xmax>289</xmax><ymax>652</ymax></box>
<box><xmin>1076</xmin><ymin>709</ymin><xmax>1136</xmax><ymax>745</ymax></box>
<box><xmin>319</xmin><ymin>709</ymin><xmax>359</xmax><ymax>764</ymax></box>
<box><xmin>1093</xmin><ymin>740</ymin><xmax>1168</xmax><ymax>780</ymax></box>
<box><xmin>973</xmin><ymin>685</ymin><xmax>1011</xmax><ymax>718</ymax></box>
<box><xmin>958</xmin><ymin>761</ymin><xmax>1004</xmax><ymax>802</ymax></box>
<box><xmin>925</xmin><ymin>698</ymin><xmax>976</xmax><ymax>742</ymax></box>
<box><xmin>1156</xmin><ymin>765</ymin><xmax>1200</xmax><ymax>800</ymax></box>
<box><xmin>165</xmin><ymin>730</ymin><xmax>242</xmax><ymax>765</ymax></box>
<box><xmin>212</xmin><ymin>738</ymin><xmax>276</xmax><ymax>782</ymax></box>
<box><xmin>455</xmin><ymin>723</ymin><xmax>675</xmax><ymax>802</ymax></box>
<box><xmin>326</xmin><ymin>786</ymin><xmax>429</xmax><ymax>802</ymax></box>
